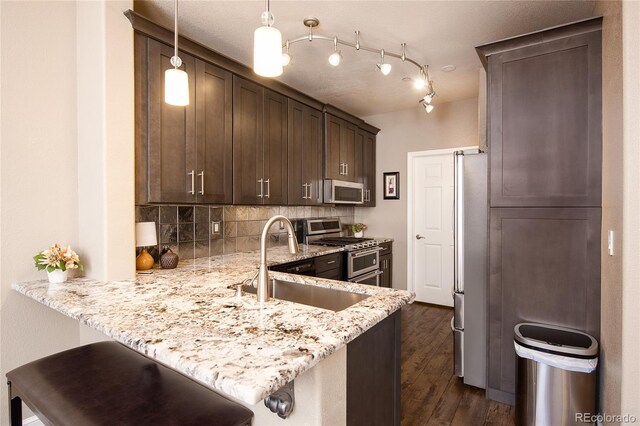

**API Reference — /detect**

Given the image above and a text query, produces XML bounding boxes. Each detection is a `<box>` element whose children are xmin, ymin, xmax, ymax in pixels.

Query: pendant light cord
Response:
<box><xmin>174</xmin><ymin>0</ymin><xmax>179</xmax><ymax>68</ymax></box>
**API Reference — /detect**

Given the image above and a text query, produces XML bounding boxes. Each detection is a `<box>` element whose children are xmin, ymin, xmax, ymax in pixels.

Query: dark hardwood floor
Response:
<box><xmin>400</xmin><ymin>302</ymin><xmax>515</xmax><ymax>426</ymax></box>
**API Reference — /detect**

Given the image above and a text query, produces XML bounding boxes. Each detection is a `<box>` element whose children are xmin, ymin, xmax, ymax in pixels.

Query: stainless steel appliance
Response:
<box><xmin>304</xmin><ymin>218</ymin><xmax>382</xmax><ymax>285</ymax></box>
<box><xmin>323</xmin><ymin>180</ymin><xmax>364</xmax><ymax>204</ymax></box>
<box><xmin>452</xmin><ymin>149</ymin><xmax>488</xmax><ymax>389</ymax></box>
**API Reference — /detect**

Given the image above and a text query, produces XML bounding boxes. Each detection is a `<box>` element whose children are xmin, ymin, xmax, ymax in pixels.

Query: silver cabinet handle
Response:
<box><xmin>416</xmin><ymin>234</ymin><xmax>425</xmax><ymax>240</ymax></box>
<box><xmin>197</xmin><ymin>171</ymin><xmax>205</xmax><ymax>195</ymax></box>
<box><xmin>346</xmin><ymin>163</ymin><xmax>349</xmax><ymax>176</ymax></box>
<box><xmin>265</xmin><ymin>179</ymin><xmax>270</xmax><ymax>198</ymax></box>
<box><xmin>258</xmin><ymin>179</ymin><xmax>263</xmax><ymax>198</ymax></box>
<box><xmin>302</xmin><ymin>183</ymin><xmax>307</xmax><ymax>199</ymax></box>
<box><xmin>308</xmin><ymin>182</ymin><xmax>312</xmax><ymax>200</ymax></box>
<box><xmin>188</xmin><ymin>170</ymin><xmax>195</xmax><ymax>195</ymax></box>
<box><xmin>327</xmin><ymin>260</ymin><xmax>336</xmax><ymax>265</ymax></box>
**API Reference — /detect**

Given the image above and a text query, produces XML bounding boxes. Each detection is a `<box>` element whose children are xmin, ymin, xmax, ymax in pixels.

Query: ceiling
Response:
<box><xmin>134</xmin><ymin>0</ymin><xmax>596</xmax><ymax>117</ymax></box>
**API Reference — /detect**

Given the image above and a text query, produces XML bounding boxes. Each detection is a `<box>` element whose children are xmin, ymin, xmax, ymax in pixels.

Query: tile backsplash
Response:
<box><xmin>135</xmin><ymin>205</ymin><xmax>355</xmax><ymax>260</ymax></box>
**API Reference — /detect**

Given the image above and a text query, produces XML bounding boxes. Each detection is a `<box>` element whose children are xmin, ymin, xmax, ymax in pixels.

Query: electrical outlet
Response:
<box><xmin>212</xmin><ymin>221</ymin><xmax>221</xmax><ymax>235</ymax></box>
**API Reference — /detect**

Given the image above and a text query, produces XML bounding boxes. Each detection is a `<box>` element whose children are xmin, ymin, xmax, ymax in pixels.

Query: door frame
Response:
<box><xmin>406</xmin><ymin>146</ymin><xmax>477</xmax><ymax>295</ymax></box>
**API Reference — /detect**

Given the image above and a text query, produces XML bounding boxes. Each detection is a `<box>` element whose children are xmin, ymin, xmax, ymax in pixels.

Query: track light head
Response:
<box><xmin>425</xmin><ymin>103</ymin><xmax>434</xmax><ymax>113</ymax></box>
<box><xmin>282</xmin><ymin>52</ymin><xmax>291</xmax><ymax>66</ymax></box>
<box><xmin>378</xmin><ymin>63</ymin><xmax>392</xmax><ymax>75</ymax></box>
<box><xmin>328</xmin><ymin>50</ymin><xmax>342</xmax><ymax>66</ymax></box>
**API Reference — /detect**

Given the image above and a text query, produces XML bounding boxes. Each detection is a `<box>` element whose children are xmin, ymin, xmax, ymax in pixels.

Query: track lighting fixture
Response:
<box><xmin>164</xmin><ymin>0</ymin><xmax>189</xmax><ymax>106</ymax></box>
<box><xmin>377</xmin><ymin>50</ymin><xmax>392</xmax><ymax>75</ymax></box>
<box><xmin>328</xmin><ymin>37</ymin><xmax>342</xmax><ymax>66</ymax></box>
<box><xmin>270</xmin><ymin>16</ymin><xmax>437</xmax><ymax>113</ymax></box>
<box><xmin>253</xmin><ymin>0</ymin><xmax>283</xmax><ymax>77</ymax></box>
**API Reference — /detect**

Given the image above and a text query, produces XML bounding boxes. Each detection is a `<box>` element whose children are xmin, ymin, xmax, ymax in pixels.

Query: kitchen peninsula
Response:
<box><xmin>13</xmin><ymin>245</ymin><xmax>413</xmax><ymax>425</ymax></box>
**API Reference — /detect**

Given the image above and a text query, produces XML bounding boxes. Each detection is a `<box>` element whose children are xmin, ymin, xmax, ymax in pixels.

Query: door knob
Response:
<box><xmin>416</xmin><ymin>234</ymin><xmax>425</xmax><ymax>240</ymax></box>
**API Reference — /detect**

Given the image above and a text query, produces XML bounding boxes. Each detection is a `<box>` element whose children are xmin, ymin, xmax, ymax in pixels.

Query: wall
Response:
<box><xmin>355</xmin><ymin>98</ymin><xmax>479</xmax><ymax>290</ymax></box>
<box><xmin>0</xmin><ymin>1</ymin><xmax>134</xmax><ymax>422</ymax></box>
<box><xmin>136</xmin><ymin>205</ymin><xmax>355</xmax><ymax>260</ymax></box>
<box><xmin>621</xmin><ymin>0</ymin><xmax>640</xmax><ymax>418</ymax></box>
<box><xmin>593</xmin><ymin>0</ymin><xmax>624</xmax><ymax>417</ymax></box>
<box><xmin>0</xmin><ymin>2</ymin><xmax>82</xmax><ymax>422</ymax></box>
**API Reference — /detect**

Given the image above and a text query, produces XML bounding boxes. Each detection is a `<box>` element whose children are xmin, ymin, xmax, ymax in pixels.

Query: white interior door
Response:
<box><xmin>409</xmin><ymin>151</ymin><xmax>455</xmax><ymax>306</ymax></box>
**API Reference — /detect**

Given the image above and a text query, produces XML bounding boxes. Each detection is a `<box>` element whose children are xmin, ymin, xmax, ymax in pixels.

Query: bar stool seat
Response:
<box><xmin>6</xmin><ymin>341</ymin><xmax>253</xmax><ymax>426</ymax></box>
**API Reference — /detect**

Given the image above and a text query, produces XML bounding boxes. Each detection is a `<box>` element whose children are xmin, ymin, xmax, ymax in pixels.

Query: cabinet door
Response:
<box><xmin>342</xmin><ymin>122</ymin><xmax>357</xmax><ymax>182</ymax></box>
<box><xmin>488</xmin><ymin>207</ymin><xmax>601</xmax><ymax>399</ymax></box>
<box><xmin>488</xmin><ymin>31</ymin><xmax>601</xmax><ymax>207</ymax></box>
<box><xmin>195</xmin><ymin>60</ymin><xmax>233</xmax><ymax>204</ymax></box>
<box><xmin>363</xmin><ymin>132</ymin><xmax>376</xmax><ymax>206</ymax></box>
<box><xmin>233</xmin><ymin>77</ymin><xmax>263</xmax><ymax>204</ymax></box>
<box><xmin>147</xmin><ymin>39</ymin><xmax>197</xmax><ymax>203</ymax></box>
<box><xmin>305</xmin><ymin>108</ymin><xmax>324</xmax><ymax>205</ymax></box>
<box><xmin>288</xmin><ymin>101</ymin><xmax>323</xmax><ymax>205</ymax></box>
<box><xmin>287</xmin><ymin>100</ymin><xmax>306</xmax><ymax>205</ymax></box>
<box><xmin>354</xmin><ymin>129</ymin><xmax>365</xmax><ymax>185</ymax></box>
<box><xmin>380</xmin><ymin>254</ymin><xmax>392</xmax><ymax>288</ymax></box>
<box><xmin>325</xmin><ymin>114</ymin><xmax>343</xmax><ymax>180</ymax></box>
<box><xmin>263</xmin><ymin>89</ymin><xmax>288</xmax><ymax>205</ymax></box>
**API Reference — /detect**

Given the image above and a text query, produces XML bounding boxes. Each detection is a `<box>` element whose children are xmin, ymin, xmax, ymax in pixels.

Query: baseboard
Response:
<box><xmin>486</xmin><ymin>387</ymin><xmax>515</xmax><ymax>405</ymax></box>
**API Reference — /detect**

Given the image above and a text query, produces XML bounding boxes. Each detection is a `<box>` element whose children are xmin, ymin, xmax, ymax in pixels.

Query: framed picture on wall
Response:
<box><xmin>383</xmin><ymin>172</ymin><xmax>400</xmax><ymax>200</ymax></box>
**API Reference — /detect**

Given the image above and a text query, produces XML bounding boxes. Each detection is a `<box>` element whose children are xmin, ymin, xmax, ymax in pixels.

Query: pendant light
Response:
<box><xmin>253</xmin><ymin>0</ymin><xmax>283</xmax><ymax>77</ymax></box>
<box><xmin>165</xmin><ymin>0</ymin><xmax>189</xmax><ymax>106</ymax></box>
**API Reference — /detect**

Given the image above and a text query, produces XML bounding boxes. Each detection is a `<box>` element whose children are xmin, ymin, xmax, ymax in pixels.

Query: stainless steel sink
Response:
<box><xmin>241</xmin><ymin>279</ymin><xmax>369</xmax><ymax>312</ymax></box>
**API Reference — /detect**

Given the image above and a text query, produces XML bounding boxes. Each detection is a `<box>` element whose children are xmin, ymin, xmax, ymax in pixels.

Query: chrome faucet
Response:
<box><xmin>257</xmin><ymin>215</ymin><xmax>299</xmax><ymax>303</ymax></box>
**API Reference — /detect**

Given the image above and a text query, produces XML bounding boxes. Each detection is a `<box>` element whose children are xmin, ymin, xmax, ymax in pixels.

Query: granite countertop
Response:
<box><xmin>13</xmin><ymin>244</ymin><xmax>413</xmax><ymax>405</ymax></box>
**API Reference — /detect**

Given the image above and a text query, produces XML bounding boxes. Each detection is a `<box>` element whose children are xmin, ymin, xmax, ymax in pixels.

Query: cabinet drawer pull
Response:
<box><xmin>198</xmin><ymin>171</ymin><xmax>205</xmax><ymax>195</ymax></box>
<box><xmin>265</xmin><ymin>179</ymin><xmax>270</xmax><ymax>199</ymax></box>
<box><xmin>308</xmin><ymin>182</ymin><xmax>312</xmax><ymax>200</ymax></box>
<box><xmin>326</xmin><ymin>260</ymin><xmax>336</xmax><ymax>265</ymax></box>
<box><xmin>303</xmin><ymin>183</ymin><xmax>308</xmax><ymax>199</ymax></box>
<box><xmin>258</xmin><ymin>179</ymin><xmax>263</xmax><ymax>198</ymax></box>
<box><xmin>188</xmin><ymin>170</ymin><xmax>195</xmax><ymax>195</ymax></box>
<box><xmin>346</xmin><ymin>163</ymin><xmax>349</xmax><ymax>176</ymax></box>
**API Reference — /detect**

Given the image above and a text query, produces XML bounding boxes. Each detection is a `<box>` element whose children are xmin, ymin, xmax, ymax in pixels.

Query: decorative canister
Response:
<box><xmin>160</xmin><ymin>248</ymin><xmax>179</xmax><ymax>269</ymax></box>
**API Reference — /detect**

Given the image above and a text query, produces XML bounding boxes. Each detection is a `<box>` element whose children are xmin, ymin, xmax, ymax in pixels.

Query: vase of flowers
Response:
<box><xmin>34</xmin><ymin>244</ymin><xmax>83</xmax><ymax>284</ymax></box>
<box><xmin>351</xmin><ymin>223</ymin><xmax>367</xmax><ymax>238</ymax></box>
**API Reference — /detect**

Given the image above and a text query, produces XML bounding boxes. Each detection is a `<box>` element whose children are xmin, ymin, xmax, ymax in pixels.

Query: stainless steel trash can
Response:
<box><xmin>514</xmin><ymin>323</ymin><xmax>598</xmax><ymax>426</ymax></box>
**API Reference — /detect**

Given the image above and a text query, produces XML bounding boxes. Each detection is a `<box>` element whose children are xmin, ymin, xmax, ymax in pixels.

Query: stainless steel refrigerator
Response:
<box><xmin>452</xmin><ymin>149</ymin><xmax>487</xmax><ymax>389</ymax></box>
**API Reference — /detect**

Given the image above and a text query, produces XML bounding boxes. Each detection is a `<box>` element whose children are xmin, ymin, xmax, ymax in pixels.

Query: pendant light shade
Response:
<box><xmin>165</xmin><ymin>68</ymin><xmax>190</xmax><ymax>106</ymax></box>
<box><xmin>254</xmin><ymin>25</ymin><xmax>283</xmax><ymax>77</ymax></box>
<box><xmin>165</xmin><ymin>0</ymin><xmax>189</xmax><ymax>106</ymax></box>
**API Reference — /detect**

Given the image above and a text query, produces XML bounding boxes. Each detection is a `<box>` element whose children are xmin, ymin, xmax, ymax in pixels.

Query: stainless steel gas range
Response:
<box><xmin>299</xmin><ymin>218</ymin><xmax>383</xmax><ymax>286</ymax></box>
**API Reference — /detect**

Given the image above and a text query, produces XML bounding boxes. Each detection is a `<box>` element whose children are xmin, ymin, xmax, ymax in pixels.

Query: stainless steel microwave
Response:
<box><xmin>323</xmin><ymin>180</ymin><xmax>364</xmax><ymax>204</ymax></box>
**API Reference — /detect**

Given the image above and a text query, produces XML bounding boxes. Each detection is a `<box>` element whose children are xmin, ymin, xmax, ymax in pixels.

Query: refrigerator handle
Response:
<box><xmin>453</xmin><ymin>151</ymin><xmax>464</xmax><ymax>294</ymax></box>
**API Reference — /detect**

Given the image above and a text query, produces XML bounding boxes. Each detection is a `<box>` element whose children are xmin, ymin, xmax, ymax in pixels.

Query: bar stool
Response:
<box><xmin>6</xmin><ymin>341</ymin><xmax>253</xmax><ymax>426</ymax></box>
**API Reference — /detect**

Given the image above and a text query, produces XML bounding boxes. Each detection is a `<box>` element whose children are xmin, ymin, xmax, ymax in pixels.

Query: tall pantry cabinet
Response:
<box><xmin>477</xmin><ymin>17</ymin><xmax>603</xmax><ymax>404</ymax></box>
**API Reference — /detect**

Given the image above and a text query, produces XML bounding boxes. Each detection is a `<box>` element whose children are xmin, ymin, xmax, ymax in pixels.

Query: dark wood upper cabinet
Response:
<box><xmin>288</xmin><ymin>100</ymin><xmax>323</xmax><ymax>205</ymax></box>
<box><xmin>325</xmin><ymin>113</ymin><xmax>343</xmax><ymax>180</ymax></box>
<box><xmin>145</xmin><ymin>39</ymin><xmax>197</xmax><ymax>204</ymax></box>
<box><xmin>233</xmin><ymin>76</ymin><xmax>288</xmax><ymax>205</ymax></box>
<box><xmin>478</xmin><ymin>19</ymin><xmax>602</xmax><ymax>208</ymax></box>
<box><xmin>141</xmin><ymin>38</ymin><xmax>232</xmax><ymax>205</ymax></box>
<box><xmin>324</xmin><ymin>113</ymin><xmax>359</xmax><ymax>183</ymax></box>
<box><xmin>195</xmin><ymin>60</ymin><xmax>233</xmax><ymax>204</ymax></box>
<box><xmin>263</xmin><ymin>90</ymin><xmax>288</xmax><ymax>205</ymax></box>
<box><xmin>362</xmin><ymin>130</ymin><xmax>377</xmax><ymax>206</ymax></box>
<box><xmin>233</xmin><ymin>77</ymin><xmax>264</xmax><ymax>204</ymax></box>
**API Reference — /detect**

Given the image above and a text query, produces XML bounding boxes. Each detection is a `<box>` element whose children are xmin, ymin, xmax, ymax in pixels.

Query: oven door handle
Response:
<box><xmin>349</xmin><ymin>247</ymin><xmax>383</xmax><ymax>258</ymax></box>
<box><xmin>350</xmin><ymin>270</ymin><xmax>383</xmax><ymax>284</ymax></box>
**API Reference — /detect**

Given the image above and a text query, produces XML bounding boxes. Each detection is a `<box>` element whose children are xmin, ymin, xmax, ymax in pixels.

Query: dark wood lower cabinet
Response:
<box><xmin>347</xmin><ymin>310</ymin><xmax>401</xmax><ymax>426</ymax></box>
<box><xmin>380</xmin><ymin>254</ymin><xmax>392</xmax><ymax>288</ymax></box>
<box><xmin>488</xmin><ymin>207</ymin><xmax>601</xmax><ymax>403</ymax></box>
